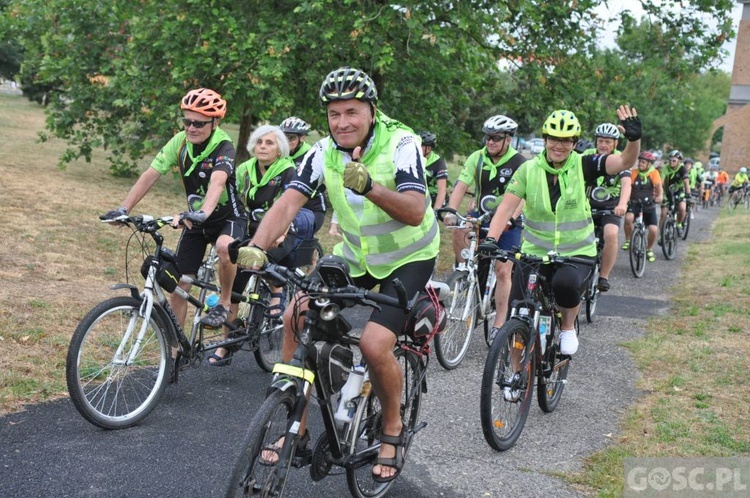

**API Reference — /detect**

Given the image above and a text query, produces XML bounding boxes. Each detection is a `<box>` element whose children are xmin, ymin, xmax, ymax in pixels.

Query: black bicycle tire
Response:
<box><xmin>662</xmin><ymin>218</ymin><xmax>678</xmax><ymax>260</ymax></box>
<box><xmin>434</xmin><ymin>270</ymin><xmax>476</xmax><ymax>370</ymax></box>
<box><xmin>681</xmin><ymin>206</ymin><xmax>691</xmax><ymax>240</ymax></box>
<box><xmin>224</xmin><ymin>389</ymin><xmax>297</xmax><ymax>498</ymax></box>
<box><xmin>253</xmin><ymin>279</ymin><xmax>285</xmax><ymax>372</ymax></box>
<box><xmin>482</xmin><ymin>277</ymin><xmax>498</xmax><ymax>347</ymax></box>
<box><xmin>479</xmin><ymin>318</ymin><xmax>534</xmax><ymax>451</ymax></box>
<box><xmin>536</xmin><ymin>313</ymin><xmax>570</xmax><ymax>413</ymax></box>
<box><xmin>629</xmin><ymin>228</ymin><xmax>646</xmax><ymax>278</ymax></box>
<box><xmin>346</xmin><ymin>347</ymin><xmax>422</xmax><ymax>497</ymax></box>
<box><xmin>66</xmin><ymin>296</ymin><xmax>170</xmax><ymax>429</ymax></box>
<box><xmin>585</xmin><ymin>262</ymin><xmax>600</xmax><ymax>323</ymax></box>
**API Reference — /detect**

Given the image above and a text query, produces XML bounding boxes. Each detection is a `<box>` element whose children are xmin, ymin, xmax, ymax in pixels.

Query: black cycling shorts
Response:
<box><xmin>352</xmin><ymin>258</ymin><xmax>436</xmax><ymax>337</ymax></box>
<box><xmin>174</xmin><ymin>217</ymin><xmax>247</xmax><ymax>275</ymax></box>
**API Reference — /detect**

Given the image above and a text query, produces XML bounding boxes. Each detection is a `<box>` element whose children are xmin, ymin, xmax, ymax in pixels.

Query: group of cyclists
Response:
<box><xmin>98</xmin><ymin>64</ymin><xmax>747</xmax><ymax>486</ymax></box>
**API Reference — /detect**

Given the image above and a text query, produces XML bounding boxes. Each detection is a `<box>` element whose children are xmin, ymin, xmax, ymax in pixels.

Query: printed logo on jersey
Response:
<box><xmin>480</xmin><ymin>195</ymin><xmax>500</xmax><ymax>212</ymax></box>
<box><xmin>188</xmin><ymin>194</ymin><xmax>204</xmax><ymax>211</ymax></box>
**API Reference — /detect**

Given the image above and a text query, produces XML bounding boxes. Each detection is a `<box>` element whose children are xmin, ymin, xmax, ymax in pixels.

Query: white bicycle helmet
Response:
<box><xmin>594</xmin><ymin>123</ymin><xmax>620</xmax><ymax>139</ymax></box>
<box><xmin>279</xmin><ymin>116</ymin><xmax>311</xmax><ymax>135</ymax></box>
<box><xmin>741</xmin><ymin>167</ymin><xmax>747</xmax><ymax>174</ymax></box>
<box><xmin>482</xmin><ymin>115</ymin><xmax>518</xmax><ymax>135</ymax></box>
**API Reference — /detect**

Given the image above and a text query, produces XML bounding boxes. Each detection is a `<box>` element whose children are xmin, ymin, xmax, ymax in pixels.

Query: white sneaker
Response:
<box><xmin>559</xmin><ymin>330</ymin><xmax>579</xmax><ymax>355</ymax></box>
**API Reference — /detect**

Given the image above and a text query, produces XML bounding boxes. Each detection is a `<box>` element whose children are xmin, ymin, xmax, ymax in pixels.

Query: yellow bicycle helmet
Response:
<box><xmin>542</xmin><ymin>110</ymin><xmax>581</xmax><ymax>138</ymax></box>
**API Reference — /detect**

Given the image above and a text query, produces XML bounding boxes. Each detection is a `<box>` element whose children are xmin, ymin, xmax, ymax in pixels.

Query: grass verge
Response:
<box><xmin>571</xmin><ymin>207</ymin><xmax>750</xmax><ymax>495</ymax></box>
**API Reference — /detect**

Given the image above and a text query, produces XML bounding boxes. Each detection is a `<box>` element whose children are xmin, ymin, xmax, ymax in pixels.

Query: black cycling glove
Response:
<box><xmin>620</xmin><ymin>115</ymin><xmax>642</xmax><ymax>141</ymax></box>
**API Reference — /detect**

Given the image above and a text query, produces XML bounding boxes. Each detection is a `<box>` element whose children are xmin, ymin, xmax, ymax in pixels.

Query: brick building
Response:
<box><xmin>708</xmin><ymin>1</ymin><xmax>750</xmax><ymax>174</ymax></box>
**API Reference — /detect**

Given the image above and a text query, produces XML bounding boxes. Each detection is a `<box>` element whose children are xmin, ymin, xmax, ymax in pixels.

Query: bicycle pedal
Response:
<box><xmin>292</xmin><ymin>449</ymin><xmax>313</xmax><ymax>468</ymax></box>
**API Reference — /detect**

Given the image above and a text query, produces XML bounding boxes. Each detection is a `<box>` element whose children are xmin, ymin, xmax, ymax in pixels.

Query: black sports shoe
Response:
<box><xmin>596</xmin><ymin>277</ymin><xmax>610</xmax><ymax>292</ymax></box>
<box><xmin>200</xmin><ymin>304</ymin><xmax>228</xmax><ymax>329</ymax></box>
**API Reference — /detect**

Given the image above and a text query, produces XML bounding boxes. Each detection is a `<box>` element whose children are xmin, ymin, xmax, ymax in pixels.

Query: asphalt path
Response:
<box><xmin>0</xmin><ymin>207</ymin><xmax>718</xmax><ymax>497</ymax></box>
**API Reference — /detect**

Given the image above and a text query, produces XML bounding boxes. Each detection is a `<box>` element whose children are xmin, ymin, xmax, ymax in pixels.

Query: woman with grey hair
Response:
<box><xmin>207</xmin><ymin>125</ymin><xmax>294</xmax><ymax>366</ymax></box>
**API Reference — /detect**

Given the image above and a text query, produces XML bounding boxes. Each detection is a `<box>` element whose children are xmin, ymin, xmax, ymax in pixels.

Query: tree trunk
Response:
<box><xmin>236</xmin><ymin>108</ymin><xmax>255</xmax><ymax>164</ymax></box>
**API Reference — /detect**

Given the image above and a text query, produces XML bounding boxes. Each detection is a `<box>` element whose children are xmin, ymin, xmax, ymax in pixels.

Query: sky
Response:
<box><xmin>595</xmin><ymin>1</ymin><xmax>743</xmax><ymax>72</ymax></box>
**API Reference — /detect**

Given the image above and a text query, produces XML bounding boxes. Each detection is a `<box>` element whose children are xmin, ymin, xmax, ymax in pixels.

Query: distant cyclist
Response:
<box><xmin>659</xmin><ymin>150</ymin><xmax>690</xmax><ymax>242</ymax></box>
<box><xmin>418</xmin><ymin>130</ymin><xmax>449</xmax><ymax>209</ymax></box>
<box><xmin>623</xmin><ymin>151</ymin><xmax>662</xmax><ymax>262</ymax></box>
<box><xmin>585</xmin><ymin>122</ymin><xmax>632</xmax><ymax>292</ymax></box>
<box><xmin>279</xmin><ymin>116</ymin><xmax>327</xmax><ymax>235</ymax></box>
<box><xmin>729</xmin><ymin>167</ymin><xmax>749</xmax><ymax>196</ymax></box>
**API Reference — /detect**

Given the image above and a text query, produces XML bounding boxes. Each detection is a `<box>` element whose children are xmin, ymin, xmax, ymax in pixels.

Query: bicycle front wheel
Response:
<box><xmin>434</xmin><ymin>270</ymin><xmax>477</xmax><ymax>370</ymax></box>
<box><xmin>662</xmin><ymin>218</ymin><xmax>678</xmax><ymax>260</ymax></box>
<box><xmin>537</xmin><ymin>318</ymin><xmax>571</xmax><ymax>413</ymax></box>
<box><xmin>252</xmin><ymin>279</ymin><xmax>284</xmax><ymax>372</ymax></box>
<box><xmin>66</xmin><ymin>296</ymin><xmax>170</xmax><ymax>429</ymax></box>
<box><xmin>585</xmin><ymin>261</ymin><xmax>600</xmax><ymax>323</ymax></box>
<box><xmin>225</xmin><ymin>389</ymin><xmax>297</xmax><ymax>498</ymax></box>
<box><xmin>629</xmin><ymin>228</ymin><xmax>646</xmax><ymax>278</ymax></box>
<box><xmin>480</xmin><ymin>318</ymin><xmax>534</xmax><ymax>451</ymax></box>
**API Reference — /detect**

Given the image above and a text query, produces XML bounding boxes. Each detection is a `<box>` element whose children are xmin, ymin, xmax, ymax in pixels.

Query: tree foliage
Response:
<box><xmin>0</xmin><ymin>0</ymin><xmax>737</xmax><ymax>175</ymax></box>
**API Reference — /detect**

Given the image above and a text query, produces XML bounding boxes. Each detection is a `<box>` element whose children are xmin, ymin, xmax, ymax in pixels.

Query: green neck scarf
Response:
<box><xmin>182</xmin><ymin>128</ymin><xmax>232</xmax><ymax>177</ymax></box>
<box><xmin>245</xmin><ymin>157</ymin><xmax>293</xmax><ymax>200</ymax></box>
<box><xmin>483</xmin><ymin>146</ymin><xmax>518</xmax><ymax>180</ymax></box>
<box><xmin>638</xmin><ymin>165</ymin><xmax>655</xmax><ymax>181</ymax></box>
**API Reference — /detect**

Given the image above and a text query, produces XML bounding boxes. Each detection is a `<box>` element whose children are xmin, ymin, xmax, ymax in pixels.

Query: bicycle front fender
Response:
<box><xmin>265</xmin><ymin>363</ymin><xmax>313</xmax><ymax>396</ymax></box>
<box><xmin>111</xmin><ymin>283</ymin><xmax>140</xmax><ymax>300</ymax></box>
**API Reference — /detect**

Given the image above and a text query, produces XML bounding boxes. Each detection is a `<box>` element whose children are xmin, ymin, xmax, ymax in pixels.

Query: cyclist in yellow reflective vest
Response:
<box><xmin>481</xmin><ymin>107</ymin><xmax>641</xmax><ymax>356</ymax></box>
<box><xmin>236</xmin><ymin>67</ymin><xmax>438</xmax><ymax>483</ymax></box>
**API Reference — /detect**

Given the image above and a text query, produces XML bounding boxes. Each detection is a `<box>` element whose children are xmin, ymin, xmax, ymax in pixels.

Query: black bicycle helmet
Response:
<box><xmin>418</xmin><ymin>131</ymin><xmax>437</xmax><ymax>147</ymax></box>
<box><xmin>574</xmin><ymin>138</ymin><xmax>594</xmax><ymax>153</ymax></box>
<box><xmin>319</xmin><ymin>67</ymin><xmax>378</xmax><ymax>105</ymax></box>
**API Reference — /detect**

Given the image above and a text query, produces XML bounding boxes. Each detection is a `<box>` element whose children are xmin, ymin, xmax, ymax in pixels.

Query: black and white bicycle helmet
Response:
<box><xmin>319</xmin><ymin>67</ymin><xmax>378</xmax><ymax>105</ymax></box>
<box><xmin>594</xmin><ymin>123</ymin><xmax>620</xmax><ymax>139</ymax></box>
<box><xmin>482</xmin><ymin>115</ymin><xmax>518</xmax><ymax>136</ymax></box>
<box><xmin>418</xmin><ymin>131</ymin><xmax>437</xmax><ymax>147</ymax></box>
<box><xmin>668</xmin><ymin>150</ymin><xmax>683</xmax><ymax>159</ymax></box>
<box><xmin>279</xmin><ymin>116</ymin><xmax>311</xmax><ymax>135</ymax></box>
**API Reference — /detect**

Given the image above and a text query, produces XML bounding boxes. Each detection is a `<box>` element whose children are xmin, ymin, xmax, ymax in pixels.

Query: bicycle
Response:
<box><xmin>677</xmin><ymin>195</ymin><xmax>695</xmax><ymax>240</ymax></box>
<box><xmin>728</xmin><ymin>186</ymin><xmax>746</xmax><ymax>210</ymax></box>
<box><xmin>434</xmin><ymin>207</ymin><xmax>498</xmax><ymax>369</ymax></box>
<box><xmin>660</xmin><ymin>187</ymin><xmax>680</xmax><ymax>260</ymax></box>
<box><xmin>627</xmin><ymin>199</ymin><xmax>652</xmax><ymax>278</ymax></box>
<box><xmin>479</xmin><ymin>249</ymin><xmax>592</xmax><ymax>451</ymax></box>
<box><xmin>224</xmin><ymin>256</ymin><xmax>446</xmax><ymax>498</ymax></box>
<box><xmin>582</xmin><ymin>208</ymin><xmax>612</xmax><ymax>323</ymax></box>
<box><xmin>65</xmin><ymin>214</ymin><xmax>290</xmax><ymax>430</ymax></box>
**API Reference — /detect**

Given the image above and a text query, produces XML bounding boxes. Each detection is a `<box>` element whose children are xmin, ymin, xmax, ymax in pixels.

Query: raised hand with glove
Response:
<box><xmin>616</xmin><ymin>105</ymin><xmax>641</xmax><ymax>141</ymax></box>
<box><xmin>343</xmin><ymin>161</ymin><xmax>373</xmax><ymax>196</ymax></box>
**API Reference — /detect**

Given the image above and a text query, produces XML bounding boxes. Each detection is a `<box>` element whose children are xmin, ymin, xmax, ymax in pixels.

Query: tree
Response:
<box><xmin>0</xmin><ymin>0</ymin><xmax>736</xmax><ymax>175</ymax></box>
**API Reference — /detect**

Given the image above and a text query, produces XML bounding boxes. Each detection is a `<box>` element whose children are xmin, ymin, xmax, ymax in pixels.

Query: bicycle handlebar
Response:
<box><xmin>263</xmin><ymin>263</ymin><xmax>410</xmax><ymax>311</ymax></box>
<box><xmin>435</xmin><ymin>207</ymin><xmax>495</xmax><ymax>227</ymax></box>
<box><xmin>483</xmin><ymin>249</ymin><xmax>596</xmax><ymax>269</ymax></box>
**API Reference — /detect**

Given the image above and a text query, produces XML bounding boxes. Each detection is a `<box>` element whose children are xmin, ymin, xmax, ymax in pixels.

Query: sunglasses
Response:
<box><xmin>546</xmin><ymin>137</ymin><xmax>576</xmax><ymax>147</ymax></box>
<box><xmin>284</xmin><ymin>134</ymin><xmax>300</xmax><ymax>141</ymax></box>
<box><xmin>182</xmin><ymin>118</ymin><xmax>214</xmax><ymax>129</ymax></box>
<box><xmin>485</xmin><ymin>134</ymin><xmax>507</xmax><ymax>143</ymax></box>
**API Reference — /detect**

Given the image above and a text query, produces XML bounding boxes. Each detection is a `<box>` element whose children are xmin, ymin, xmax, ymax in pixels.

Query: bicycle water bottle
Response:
<box><xmin>206</xmin><ymin>293</ymin><xmax>220</xmax><ymax>309</ymax></box>
<box><xmin>334</xmin><ymin>365</ymin><xmax>366</xmax><ymax>424</ymax></box>
<box><xmin>538</xmin><ymin>312</ymin><xmax>552</xmax><ymax>353</ymax></box>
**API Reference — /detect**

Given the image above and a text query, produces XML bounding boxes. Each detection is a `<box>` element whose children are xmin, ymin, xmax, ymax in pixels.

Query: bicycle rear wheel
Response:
<box><xmin>66</xmin><ymin>296</ymin><xmax>170</xmax><ymax>429</ymax></box>
<box><xmin>629</xmin><ymin>228</ymin><xmax>646</xmax><ymax>278</ymax></box>
<box><xmin>537</xmin><ymin>316</ymin><xmax>571</xmax><ymax>413</ymax></box>
<box><xmin>480</xmin><ymin>318</ymin><xmax>534</xmax><ymax>451</ymax></box>
<box><xmin>225</xmin><ymin>389</ymin><xmax>297</xmax><ymax>498</ymax></box>
<box><xmin>346</xmin><ymin>348</ymin><xmax>422</xmax><ymax>497</ymax></box>
<box><xmin>661</xmin><ymin>218</ymin><xmax>678</xmax><ymax>260</ymax></box>
<box><xmin>434</xmin><ymin>270</ymin><xmax>477</xmax><ymax>370</ymax></box>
